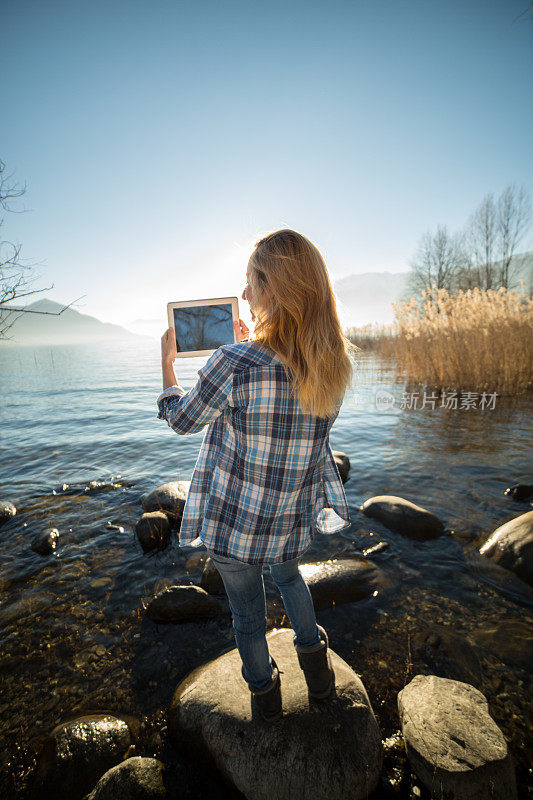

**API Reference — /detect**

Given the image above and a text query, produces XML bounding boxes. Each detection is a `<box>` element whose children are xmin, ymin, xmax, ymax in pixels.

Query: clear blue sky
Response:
<box><xmin>2</xmin><ymin>0</ymin><xmax>532</xmax><ymax>327</ymax></box>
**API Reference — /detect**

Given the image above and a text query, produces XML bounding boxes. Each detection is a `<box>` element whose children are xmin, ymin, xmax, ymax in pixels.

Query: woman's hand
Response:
<box><xmin>161</xmin><ymin>327</ymin><xmax>179</xmax><ymax>364</ymax></box>
<box><xmin>233</xmin><ymin>318</ymin><xmax>250</xmax><ymax>342</ymax></box>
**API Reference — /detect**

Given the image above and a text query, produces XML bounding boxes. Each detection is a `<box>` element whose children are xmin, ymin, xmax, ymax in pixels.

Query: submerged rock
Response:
<box><xmin>200</xmin><ymin>557</ymin><xmax>225</xmax><ymax>594</ymax></box>
<box><xmin>0</xmin><ymin>500</ymin><xmax>16</xmax><ymax>526</ymax></box>
<box><xmin>168</xmin><ymin>628</ymin><xmax>383</xmax><ymax>800</ymax></box>
<box><xmin>411</xmin><ymin>624</ymin><xmax>483</xmax><ymax>688</ymax></box>
<box><xmin>360</xmin><ymin>495</ymin><xmax>445</xmax><ymax>540</ymax></box>
<box><xmin>29</xmin><ymin>714</ymin><xmax>135</xmax><ymax>800</ymax></box>
<box><xmin>504</xmin><ymin>483</ymin><xmax>533</xmax><ymax>502</ymax></box>
<box><xmin>479</xmin><ymin>510</ymin><xmax>533</xmax><ymax>586</ymax></box>
<box><xmin>140</xmin><ymin>481</ymin><xmax>190</xmax><ymax>529</ymax></box>
<box><xmin>135</xmin><ymin>512</ymin><xmax>171</xmax><ymax>553</ymax></box>
<box><xmin>87</xmin><ymin>756</ymin><xmax>166</xmax><ymax>800</ymax></box>
<box><xmin>331</xmin><ymin>450</ymin><xmax>350</xmax><ymax>483</ymax></box>
<box><xmin>145</xmin><ymin>585</ymin><xmax>223</xmax><ymax>623</ymax></box>
<box><xmin>299</xmin><ymin>556</ymin><xmax>392</xmax><ymax>610</ymax></box>
<box><xmin>31</xmin><ymin>528</ymin><xmax>59</xmax><ymax>555</ymax></box>
<box><xmin>397</xmin><ymin>674</ymin><xmax>517</xmax><ymax>800</ymax></box>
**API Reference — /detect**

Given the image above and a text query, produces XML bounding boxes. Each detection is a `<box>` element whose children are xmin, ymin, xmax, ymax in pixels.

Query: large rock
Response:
<box><xmin>29</xmin><ymin>714</ymin><xmax>135</xmax><ymax>800</ymax></box>
<box><xmin>360</xmin><ymin>495</ymin><xmax>445</xmax><ymax>540</ymax></box>
<box><xmin>168</xmin><ymin>628</ymin><xmax>383</xmax><ymax>800</ymax></box>
<box><xmin>397</xmin><ymin>675</ymin><xmax>517</xmax><ymax>800</ymax></box>
<box><xmin>140</xmin><ymin>481</ymin><xmax>189</xmax><ymax>528</ymax></box>
<box><xmin>299</xmin><ymin>556</ymin><xmax>393</xmax><ymax>610</ymax></box>
<box><xmin>87</xmin><ymin>756</ymin><xmax>166</xmax><ymax>799</ymax></box>
<box><xmin>145</xmin><ymin>585</ymin><xmax>223</xmax><ymax>623</ymax></box>
<box><xmin>0</xmin><ymin>500</ymin><xmax>17</xmax><ymax>526</ymax></box>
<box><xmin>479</xmin><ymin>510</ymin><xmax>533</xmax><ymax>586</ymax></box>
<box><xmin>331</xmin><ymin>450</ymin><xmax>350</xmax><ymax>483</ymax></box>
<box><xmin>135</xmin><ymin>512</ymin><xmax>171</xmax><ymax>553</ymax></box>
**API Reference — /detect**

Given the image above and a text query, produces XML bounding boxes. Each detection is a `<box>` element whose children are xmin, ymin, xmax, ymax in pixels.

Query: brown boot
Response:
<box><xmin>294</xmin><ymin>624</ymin><xmax>335</xmax><ymax>699</ymax></box>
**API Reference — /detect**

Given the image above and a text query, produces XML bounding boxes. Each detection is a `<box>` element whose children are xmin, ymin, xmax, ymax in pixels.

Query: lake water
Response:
<box><xmin>0</xmin><ymin>338</ymin><xmax>532</xmax><ymax>797</ymax></box>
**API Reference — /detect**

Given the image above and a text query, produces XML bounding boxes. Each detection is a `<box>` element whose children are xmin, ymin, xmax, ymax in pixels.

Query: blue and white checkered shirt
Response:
<box><xmin>157</xmin><ymin>340</ymin><xmax>351</xmax><ymax>564</ymax></box>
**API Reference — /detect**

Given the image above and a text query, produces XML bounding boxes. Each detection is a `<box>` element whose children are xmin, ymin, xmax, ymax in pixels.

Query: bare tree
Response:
<box><xmin>0</xmin><ymin>159</ymin><xmax>83</xmax><ymax>339</ymax></box>
<box><xmin>405</xmin><ymin>225</ymin><xmax>463</xmax><ymax>299</ymax></box>
<box><xmin>464</xmin><ymin>192</ymin><xmax>499</xmax><ymax>290</ymax></box>
<box><xmin>496</xmin><ymin>184</ymin><xmax>531</xmax><ymax>288</ymax></box>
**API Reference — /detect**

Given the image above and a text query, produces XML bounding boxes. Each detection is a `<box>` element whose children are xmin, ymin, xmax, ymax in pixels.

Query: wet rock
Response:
<box><xmin>29</xmin><ymin>714</ymin><xmax>135</xmax><ymax>800</ymax></box>
<box><xmin>479</xmin><ymin>510</ymin><xmax>533</xmax><ymax>586</ymax></box>
<box><xmin>87</xmin><ymin>756</ymin><xmax>166</xmax><ymax>799</ymax></box>
<box><xmin>411</xmin><ymin>624</ymin><xmax>483</xmax><ymax>688</ymax></box>
<box><xmin>504</xmin><ymin>483</ymin><xmax>533</xmax><ymax>502</ymax></box>
<box><xmin>331</xmin><ymin>450</ymin><xmax>350</xmax><ymax>483</ymax></box>
<box><xmin>140</xmin><ymin>481</ymin><xmax>190</xmax><ymax>529</ymax></box>
<box><xmin>0</xmin><ymin>500</ymin><xmax>16</xmax><ymax>526</ymax></box>
<box><xmin>31</xmin><ymin>528</ymin><xmax>59</xmax><ymax>555</ymax></box>
<box><xmin>299</xmin><ymin>556</ymin><xmax>393</xmax><ymax>610</ymax></box>
<box><xmin>362</xmin><ymin>541</ymin><xmax>390</xmax><ymax>556</ymax></box>
<box><xmin>145</xmin><ymin>585</ymin><xmax>223</xmax><ymax>623</ymax></box>
<box><xmin>200</xmin><ymin>557</ymin><xmax>225</xmax><ymax>594</ymax></box>
<box><xmin>168</xmin><ymin>628</ymin><xmax>383</xmax><ymax>800</ymax></box>
<box><xmin>398</xmin><ymin>674</ymin><xmax>517</xmax><ymax>800</ymax></box>
<box><xmin>467</xmin><ymin>620</ymin><xmax>533</xmax><ymax>672</ymax></box>
<box><xmin>135</xmin><ymin>512</ymin><xmax>171</xmax><ymax>553</ymax></box>
<box><xmin>360</xmin><ymin>495</ymin><xmax>445</xmax><ymax>540</ymax></box>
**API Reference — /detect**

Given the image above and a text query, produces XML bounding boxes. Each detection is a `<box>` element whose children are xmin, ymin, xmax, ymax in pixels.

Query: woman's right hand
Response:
<box><xmin>233</xmin><ymin>318</ymin><xmax>250</xmax><ymax>342</ymax></box>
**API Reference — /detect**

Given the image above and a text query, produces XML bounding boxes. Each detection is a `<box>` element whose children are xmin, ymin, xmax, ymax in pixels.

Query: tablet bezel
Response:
<box><xmin>167</xmin><ymin>296</ymin><xmax>240</xmax><ymax>358</ymax></box>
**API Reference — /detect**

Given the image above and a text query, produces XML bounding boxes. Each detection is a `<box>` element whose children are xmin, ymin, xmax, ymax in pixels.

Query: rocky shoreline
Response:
<box><xmin>0</xmin><ymin>459</ymin><xmax>532</xmax><ymax>798</ymax></box>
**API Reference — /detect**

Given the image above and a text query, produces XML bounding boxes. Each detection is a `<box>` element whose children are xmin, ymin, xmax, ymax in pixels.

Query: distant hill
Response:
<box><xmin>334</xmin><ymin>250</ymin><xmax>533</xmax><ymax>327</ymax></box>
<box><xmin>0</xmin><ymin>299</ymin><xmax>144</xmax><ymax>345</ymax></box>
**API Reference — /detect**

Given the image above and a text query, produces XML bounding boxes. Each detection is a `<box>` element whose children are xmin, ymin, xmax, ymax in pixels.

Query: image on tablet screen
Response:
<box><xmin>172</xmin><ymin>303</ymin><xmax>234</xmax><ymax>351</ymax></box>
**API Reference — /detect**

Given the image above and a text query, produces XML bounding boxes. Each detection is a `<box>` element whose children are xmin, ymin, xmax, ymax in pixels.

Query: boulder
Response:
<box><xmin>504</xmin><ymin>483</ymin><xmax>533</xmax><ymax>502</ymax></box>
<box><xmin>87</xmin><ymin>756</ymin><xmax>166</xmax><ymax>800</ymax></box>
<box><xmin>0</xmin><ymin>500</ymin><xmax>16</xmax><ymax>526</ymax></box>
<box><xmin>29</xmin><ymin>714</ymin><xmax>135</xmax><ymax>800</ymax></box>
<box><xmin>135</xmin><ymin>512</ymin><xmax>171</xmax><ymax>553</ymax></box>
<box><xmin>140</xmin><ymin>481</ymin><xmax>189</xmax><ymax>529</ymax></box>
<box><xmin>200</xmin><ymin>557</ymin><xmax>225</xmax><ymax>594</ymax></box>
<box><xmin>31</xmin><ymin>528</ymin><xmax>59</xmax><ymax>555</ymax></box>
<box><xmin>479</xmin><ymin>510</ymin><xmax>533</xmax><ymax>586</ymax></box>
<box><xmin>360</xmin><ymin>495</ymin><xmax>445</xmax><ymax>540</ymax></box>
<box><xmin>299</xmin><ymin>556</ymin><xmax>393</xmax><ymax>610</ymax></box>
<box><xmin>145</xmin><ymin>585</ymin><xmax>223</xmax><ymax>623</ymax></box>
<box><xmin>411</xmin><ymin>624</ymin><xmax>483</xmax><ymax>688</ymax></box>
<box><xmin>397</xmin><ymin>674</ymin><xmax>517</xmax><ymax>800</ymax></box>
<box><xmin>168</xmin><ymin>628</ymin><xmax>383</xmax><ymax>800</ymax></box>
<box><xmin>331</xmin><ymin>450</ymin><xmax>350</xmax><ymax>483</ymax></box>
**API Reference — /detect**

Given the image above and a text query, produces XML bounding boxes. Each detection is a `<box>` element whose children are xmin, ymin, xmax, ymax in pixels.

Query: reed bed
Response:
<box><xmin>346</xmin><ymin>281</ymin><xmax>533</xmax><ymax>395</ymax></box>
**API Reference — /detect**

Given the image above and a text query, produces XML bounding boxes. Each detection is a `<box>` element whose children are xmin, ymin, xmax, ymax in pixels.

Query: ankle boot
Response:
<box><xmin>294</xmin><ymin>624</ymin><xmax>335</xmax><ymax>699</ymax></box>
<box><xmin>241</xmin><ymin>657</ymin><xmax>283</xmax><ymax>723</ymax></box>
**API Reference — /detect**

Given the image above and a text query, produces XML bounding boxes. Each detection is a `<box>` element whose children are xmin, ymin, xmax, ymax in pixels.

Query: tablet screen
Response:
<box><xmin>172</xmin><ymin>302</ymin><xmax>234</xmax><ymax>352</ymax></box>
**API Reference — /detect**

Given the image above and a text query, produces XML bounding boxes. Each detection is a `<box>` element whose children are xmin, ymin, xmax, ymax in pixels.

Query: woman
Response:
<box><xmin>158</xmin><ymin>229</ymin><xmax>359</xmax><ymax>723</ymax></box>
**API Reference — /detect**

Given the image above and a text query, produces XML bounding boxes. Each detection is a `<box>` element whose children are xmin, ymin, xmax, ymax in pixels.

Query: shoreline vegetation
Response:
<box><xmin>346</xmin><ymin>282</ymin><xmax>533</xmax><ymax>396</ymax></box>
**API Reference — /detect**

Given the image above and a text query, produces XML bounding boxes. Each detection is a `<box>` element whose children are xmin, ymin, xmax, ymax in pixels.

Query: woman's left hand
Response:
<box><xmin>161</xmin><ymin>327</ymin><xmax>179</xmax><ymax>364</ymax></box>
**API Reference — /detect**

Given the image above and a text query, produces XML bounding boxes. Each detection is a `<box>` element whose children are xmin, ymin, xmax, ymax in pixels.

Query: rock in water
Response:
<box><xmin>299</xmin><ymin>556</ymin><xmax>393</xmax><ymax>610</ymax></box>
<box><xmin>29</xmin><ymin>714</ymin><xmax>134</xmax><ymax>800</ymax></box>
<box><xmin>411</xmin><ymin>624</ymin><xmax>483</xmax><ymax>688</ymax></box>
<box><xmin>145</xmin><ymin>585</ymin><xmax>223</xmax><ymax>623</ymax></box>
<box><xmin>140</xmin><ymin>481</ymin><xmax>189</xmax><ymax>529</ymax></box>
<box><xmin>397</xmin><ymin>674</ymin><xmax>517</xmax><ymax>800</ymax></box>
<box><xmin>360</xmin><ymin>495</ymin><xmax>445</xmax><ymax>540</ymax></box>
<box><xmin>135</xmin><ymin>512</ymin><xmax>171</xmax><ymax>552</ymax></box>
<box><xmin>479</xmin><ymin>510</ymin><xmax>533</xmax><ymax>586</ymax></box>
<box><xmin>87</xmin><ymin>757</ymin><xmax>166</xmax><ymax>799</ymax></box>
<box><xmin>331</xmin><ymin>450</ymin><xmax>350</xmax><ymax>483</ymax></box>
<box><xmin>0</xmin><ymin>500</ymin><xmax>16</xmax><ymax>526</ymax></box>
<box><xmin>31</xmin><ymin>528</ymin><xmax>59</xmax><ymax>555</ymax></box>
<box><xmin>504</xmin><ymin>483</ymin><xmax>533</xmax><ymax>502</ymax></box>
<box><xmin>168</xmin><ymin>628</ymin><xmax>383</xmax><ymax>800</ymax></box>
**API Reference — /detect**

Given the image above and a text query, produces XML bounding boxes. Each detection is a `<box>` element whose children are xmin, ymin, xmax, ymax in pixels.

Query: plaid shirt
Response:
<box><xmin>156</xmin><ymin>340</ymin><xmax>351</xmax><ymax>564</ymax></box>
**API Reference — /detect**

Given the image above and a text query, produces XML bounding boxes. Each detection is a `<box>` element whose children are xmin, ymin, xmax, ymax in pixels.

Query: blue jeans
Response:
<box><xmin>205</xmin><ymin>547</ymin><xmax>321</xmax><ymax>692</ymax></box>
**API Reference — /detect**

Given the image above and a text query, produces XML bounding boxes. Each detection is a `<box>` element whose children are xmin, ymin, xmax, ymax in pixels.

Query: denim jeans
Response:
<box><xmin>205</xmin><ymin>546</ymin><xmax>322</xmax><ymax>692</ymax></box>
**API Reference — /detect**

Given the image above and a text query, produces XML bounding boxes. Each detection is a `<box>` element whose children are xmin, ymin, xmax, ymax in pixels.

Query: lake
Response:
<box><xmin>0</xmin><ymin>338</ymin><xmax>532</xmax><ymax>797</ymax></box>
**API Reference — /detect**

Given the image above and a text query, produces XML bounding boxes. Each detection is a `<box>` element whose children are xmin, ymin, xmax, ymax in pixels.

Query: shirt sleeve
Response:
<box><xmin>156</xmin><ymin>347</ymin><xmax>235</xmax><ymax>436</ymax></box>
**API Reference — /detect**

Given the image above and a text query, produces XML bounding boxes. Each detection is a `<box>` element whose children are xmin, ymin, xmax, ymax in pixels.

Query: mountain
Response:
<box><xmin>0</xmin><ymin>299</ymin><xmax>145</xmax><ymax>345</ymax></box>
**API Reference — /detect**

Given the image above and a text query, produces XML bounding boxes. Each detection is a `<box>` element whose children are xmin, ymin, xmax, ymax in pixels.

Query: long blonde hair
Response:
<box><xmin>247</xmin><ymin>229</ymin><xmax>360</xmax><ymax>418</ymax></box>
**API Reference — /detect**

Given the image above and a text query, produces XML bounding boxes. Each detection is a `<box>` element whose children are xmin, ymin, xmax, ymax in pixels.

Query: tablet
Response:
<box><xmin>167</xmin><ymin>296</ymin><xmax>240</xmax><ymax>358</ymax></box>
